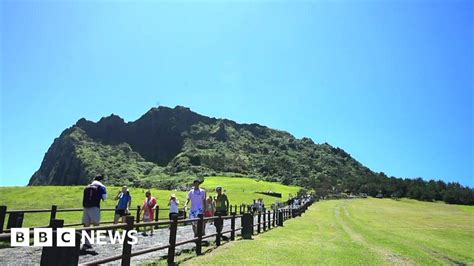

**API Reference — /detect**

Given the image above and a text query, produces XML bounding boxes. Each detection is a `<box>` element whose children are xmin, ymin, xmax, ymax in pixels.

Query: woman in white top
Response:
<box><xmin>169</xmin><ymin>194</ymin><xmax>180</xmax><ymax>220</ymax></box>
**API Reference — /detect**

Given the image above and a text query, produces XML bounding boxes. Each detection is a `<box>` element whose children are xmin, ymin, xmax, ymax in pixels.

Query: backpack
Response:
<box><xmin>83</xmin><ymin>185</ymin><xmax>101</xmax><ymax>208</ymax></box>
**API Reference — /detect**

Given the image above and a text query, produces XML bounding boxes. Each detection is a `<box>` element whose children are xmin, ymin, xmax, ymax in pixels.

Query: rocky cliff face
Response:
<box><xmin>29</xmin><ymin>106</ymin><xmax>377</xmax><ymax>188</ymax></box>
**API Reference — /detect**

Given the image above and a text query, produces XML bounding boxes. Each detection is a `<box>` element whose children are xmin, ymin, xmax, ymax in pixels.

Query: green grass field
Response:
<box><xmin>0</xmin><ymin>176</ymin><xmax>301</xmax><ymax>228</ymax></box>
<box><xmin>179</xmin><ymin>198</ymin><xmax>474</xmax><ymax>265</ymax></box>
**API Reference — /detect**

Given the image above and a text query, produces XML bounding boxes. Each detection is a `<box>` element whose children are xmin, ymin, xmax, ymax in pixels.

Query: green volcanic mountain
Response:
<box><xmin>29</xmin><ymin>106</ymin><xmax>372</xmax><ymax>187</ymax></box>
<box><xmin>28</xmin><ymin>106</ymin><xmax>473</xmax><ymax>205</ymax></box>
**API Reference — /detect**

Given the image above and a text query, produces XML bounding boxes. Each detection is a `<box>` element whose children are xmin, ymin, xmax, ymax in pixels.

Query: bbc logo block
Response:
<box><xmin>10</xmin><ymin>228</ymin><xmax>138</xmax><ymax>247</ymax></box>
<box><xmin>11</xmin><ymin>228</ymin><xmax>76</xmax><ymax>247</ymax></box>
<box><xmin>11</xmin><ymin>228</ymin><xmax>30</xmax><ymax>247</ymax></box>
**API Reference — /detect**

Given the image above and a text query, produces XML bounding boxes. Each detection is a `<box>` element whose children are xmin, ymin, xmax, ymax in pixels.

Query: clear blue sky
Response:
<box><xmin>1</xmin><ymin>1</ymin><xmax>472</xmax><ymax>187</ymax></box>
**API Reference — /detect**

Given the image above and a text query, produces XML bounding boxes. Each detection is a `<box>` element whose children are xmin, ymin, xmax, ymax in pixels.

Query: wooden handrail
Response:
<box><xmin>1</xmin><ymin>198</ymin><xmax>315</xmax><ymax>265</ymax></box>
<box><xmin>6</xmin><ymin>207</ymin><xmax>172</xmax><ymax>214</ymax></box>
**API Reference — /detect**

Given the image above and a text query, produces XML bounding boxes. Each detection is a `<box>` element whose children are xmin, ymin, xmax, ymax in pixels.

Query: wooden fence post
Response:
<box><xmin>49</xmin><ymin>205</ymin><xmax>57</xmax><ymax>227</ymax></box>
<box><xmin>230</xmin><ymin>212</ymin><xmax>236</xmax><ymax>241</ymax></box>
<box><xmin>121</xmin><ymin>216</ymin><xmax>134</xmax><ymax>266</ymax></box>
<box><xmin>272</xmin><ymin>210</ymin><xmax>276</xmax><ymax>227</ymax></box>
<box><xmin>40</xmin><ymin>219</ymin><xmax>69</xmax><ymax>266</ymax></box>
<box><xmin>0</xmin><ymin>206</ymin><xmax>6</xmax><ymax>233</ymax></box>
<box><xmin>154</xmin><ymin>206</ymin><xmax>159</xmax><ymax>229</ymax></box>
<box><xmin>257</xmin><ymin>212</ymin><xmax>261</xmax><ymax>234</ymax></box>
<box><xmin>267</xmin><ymin>211</ymin><xmax>272</xmax><ymax>230</ymax></box>
<box><xmin>135</xmin><ymin>205</ymin><xmax>141</xmax><ymax>232</ymax></box>
<box><xmin>241</xmin><ymin>213</ymin><xmax>253</xmax><ymax>239</ymax></box>
<box><xmin>167</xmin><ymin>215</ymin><xmax>178</xmax><ymax>265</ymax></box>
<box><xmin>278</xmin><ymin>210</ymin><xmax>284</xmax><ymax>226</ymax></box>
<box><xmin>50</xmin><ymin>219</ymin><xmax>63</xmax><ymax>229</ymax></box>
<box><xmin>196</xmin><ymin>214</ymin><xmax>204</xmax><ymax>255</ymax></box>
<box><xmin>262</xmin><ymin>210</ymin><xmax>266</xmax><ymax>231</ymax></box>
<box><xmin>7</xmin><ymin>212</ymin><xmax>24</xmax><ymax>229</ymax></box>
<box><xmin>50</xmin><ymin>219</ymin><xmax>63</xmax><ymax>247</ymax></box>
<box><xmin>239</xmin><ymin>205</ymin><xmax>242</xmax><ymax>214</ymax></box>
<box><xmin>216</xmin><ymin>215</ymin><xmax>222</xmax><ymax>246</ymax></box>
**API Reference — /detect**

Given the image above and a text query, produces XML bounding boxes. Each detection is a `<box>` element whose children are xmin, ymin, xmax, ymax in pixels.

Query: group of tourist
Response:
<box><xmin>251</xmin><ymin>198</ymin><xmax>265</xmax><ymax>212</ymax></box>
<box><xmin>186</xmin><ymin>180</ymin><xmax>230</xmax><ymax>236</ymax></box>
<box><xmin>80</xmin><ymin>176</ymin><xmax>230</xmax><ymax>251</ymax></box>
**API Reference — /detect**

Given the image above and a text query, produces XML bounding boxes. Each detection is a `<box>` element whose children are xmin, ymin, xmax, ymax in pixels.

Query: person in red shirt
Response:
<box><xmin>139</xmin><ymin>191</ymin><xmax>157</xmax><ymax>236</ymax></box>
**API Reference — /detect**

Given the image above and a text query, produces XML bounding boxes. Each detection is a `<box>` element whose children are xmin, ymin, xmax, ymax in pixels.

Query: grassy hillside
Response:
<box><xmin>179</xmin><ymin>198</ymin><xmax>474</xmax><ymax>265</ymax></box>
<box><xmin>30</xmin><ymin>106</ymin><xmax>379</xmax><ymax>192</ymax></box>
<box><xmin>0</xmin><ymin>176</ymin><xmax>300</xmax><ymax>228</ymax></box>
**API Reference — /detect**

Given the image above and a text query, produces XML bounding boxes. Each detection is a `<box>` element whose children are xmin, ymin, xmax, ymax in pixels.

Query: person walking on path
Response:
<box><xmin>114</xmin><ymin>186</ymin><xmax>131</xmax><ymax>224</ymax></box>
<box><xmin>185</xmin><ymin>179</ymin><xmax>207</xmax><ymax>237</ymax></box>
<box><xmin>81</xmin><ymin>174</ymin><xmax>107</xmax><ymax>251</ymax></box>
<box><xmin>168</xmin><ymin>194</ymin><xmax>180</xmax><ymax>221</ymax></box>
<box><xmin>205</xmin><ymin>195</ymin><xmax>215</xmax><ymax>225</ymax></box>
<box><xmin>140</xmin><ymin>191</ymin><xmax>157</xmax><ymax>236</ymax></box>
<box><xmin>214</xmin><ymin>186</ymin><xmax>229</xmax><ymax>239</ymax></box>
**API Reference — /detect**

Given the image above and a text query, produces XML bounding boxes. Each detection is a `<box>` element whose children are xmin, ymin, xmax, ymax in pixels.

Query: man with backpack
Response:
<box><xmin>81</xmin><ymin>174</ymin><xmax>107</xmax><ymax>251</ymax></box>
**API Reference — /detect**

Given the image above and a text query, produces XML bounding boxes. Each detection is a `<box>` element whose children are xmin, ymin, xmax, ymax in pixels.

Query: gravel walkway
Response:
<box><xmin>0</xmin><ymin>216</ymin><xmax>264</xmax><ymax>265</ymax></box>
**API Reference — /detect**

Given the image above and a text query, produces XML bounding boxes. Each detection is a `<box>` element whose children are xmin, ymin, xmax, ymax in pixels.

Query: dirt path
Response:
<box><xmin>334</xmin><ymin>201</ymin><xmax>415</xmax><ymax>266</ymax></box>
<box><xmin>0</xmin><ymin>217</ymin><xmax>253</xmax><ymax>265</ymax></box>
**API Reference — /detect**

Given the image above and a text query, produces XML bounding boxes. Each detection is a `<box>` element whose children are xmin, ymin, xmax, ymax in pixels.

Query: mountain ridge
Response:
<box><xmin>28</xmin><ymin>105</ymin><xmax>474</xmax><ymax>205</ymax></box>
<box><xmin>29</xmin><ymin>105</ymin><xmax>367</xmax><ymax>185</ymax></box>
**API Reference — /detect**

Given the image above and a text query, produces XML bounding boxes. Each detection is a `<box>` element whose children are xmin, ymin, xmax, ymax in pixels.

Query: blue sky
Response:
<box><xmin>1</xmin><ymin>1</ymin><xmax>472</xmax><ymax>187</ymax></box>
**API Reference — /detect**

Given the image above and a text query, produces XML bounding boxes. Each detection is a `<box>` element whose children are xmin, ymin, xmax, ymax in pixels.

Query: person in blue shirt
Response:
<box><xmin>114</xmin><ymin>186</ymin><xmax>132</xmax><ymax>224</ymax></box>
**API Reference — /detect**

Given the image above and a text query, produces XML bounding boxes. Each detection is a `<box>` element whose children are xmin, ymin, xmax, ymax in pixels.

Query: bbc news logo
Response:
<box><xmin>11</xmin><ymin>228</ymin><xmax>139</xmax><ymax>247</ymax></box>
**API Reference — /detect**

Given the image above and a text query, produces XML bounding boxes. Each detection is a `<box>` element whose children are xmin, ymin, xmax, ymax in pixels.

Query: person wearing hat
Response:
<box><xmin>114</xmin><ymin>186</ymin><xmax>132</xmax><ymax>224</ymax></box>
<box><xmin>214</xmin><ymin>186</ymin><xmax>229</xmax><ymax>238</ymax></box>
<box><xmin>185</xmin><ymin>179</ymin><xmax>207</xmax><ymax>237</ymax></box>
<box><xmin>168</xmin><ymin>194</ymin><xmax>180</xmax><ymax>221</ymax></box>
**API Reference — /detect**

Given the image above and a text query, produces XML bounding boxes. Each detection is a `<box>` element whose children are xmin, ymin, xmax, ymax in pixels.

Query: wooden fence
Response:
<box><xmin>0</xmin><ymin>198</ymin><xmax>314</xmax><ymax>265</ymax></box>
<box><xmin>0</xmin><ymin>203</ymin><xmax>261</xmax><ymax>233</ymax></box>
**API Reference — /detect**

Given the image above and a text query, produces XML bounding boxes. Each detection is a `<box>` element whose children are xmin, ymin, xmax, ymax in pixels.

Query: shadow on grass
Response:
<box><xmin>153</xmin><ymin>237</ymin><xmax>249</xmax><ymax>265</ymax></box>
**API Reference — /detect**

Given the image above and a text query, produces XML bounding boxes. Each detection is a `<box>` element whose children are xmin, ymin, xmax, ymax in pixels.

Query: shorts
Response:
<box><xmin>143</xmin><ymin>213</ymin><xmax>153</xmax><ymax>222</ymax></box>
<box><xmin>115</xmin><ymin>209</ymin><xmax>128</xmax><ymax>217</ymax></box>
<box><xmin>83</xmin><ymin>207</ymin><xmax>100</xmax><ymax>225</ymax></box>
<box><xmin>214</xmin><ymin>211</ymin><xmax>227</xmax><ymax>228</ymax></box>
<box><xmin>189</xmin><ymin>208</ymin><xmax>203</xmax><ymax>219</ymax></box>
<box><xmin>204</xmin><ymin>210</ymin><xmax>214</xmax><ymax>217</ymax></box>
<box><xmin>169</xmin><ymin>212</ymin><xmax>179</xmax><ymax>220</ymax></box>
<box><xmin>215</xmin><ymin>210</ymin><xmax>228</xmax><ymax>216</ymax></box>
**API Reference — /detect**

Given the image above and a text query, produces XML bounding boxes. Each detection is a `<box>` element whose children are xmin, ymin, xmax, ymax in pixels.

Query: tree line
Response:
<box><xmin>307</xmin><ymin>172</ymin><xmax>474</xmax><ymax>205</ymax></box>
